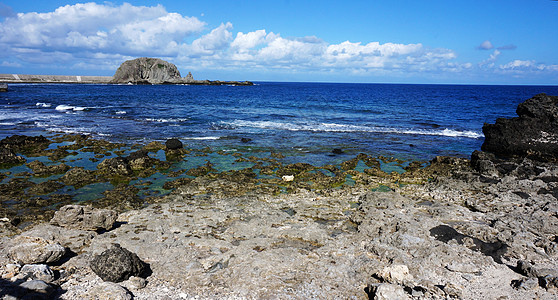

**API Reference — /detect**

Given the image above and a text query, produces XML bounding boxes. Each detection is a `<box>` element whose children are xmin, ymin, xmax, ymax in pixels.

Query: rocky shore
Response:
<box><xmin>1</xmin><ymin>94</ymin><xmax>558</xmax><ymax>299</ymax></box>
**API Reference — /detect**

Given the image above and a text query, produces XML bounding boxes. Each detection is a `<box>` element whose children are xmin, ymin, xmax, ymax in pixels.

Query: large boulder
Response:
<box><xmin>482</xmin><ymin>93</ymin><xmax>558</xmax><ymax>162</ymax></box>
<box><xmin>8</xmin><ymin>235</ymin><xmax>66</xmax><ymax>264</ymax></box>
<box><xmin>111</xmin><ymin>57</ymin><xmax>182</xmax><ymax>84</ymax></box>
<box><xmin>50</xmin><ymin>205</ymin><xmax>118</xmax><ymax>231</ymax></box>
<box><xmin>90</xmin><ymin>244</ymin><xmax>147</xmax><ymax>283</ymax></box>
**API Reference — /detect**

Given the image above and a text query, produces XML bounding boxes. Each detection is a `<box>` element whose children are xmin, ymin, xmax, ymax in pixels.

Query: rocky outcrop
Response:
<box><xmin>111</xmin><ymin>57</ymin><xmax>182</xmax><ymax>84</ymax></box>
<box><xmin>482</xmin><ymin>93</ymin><xmax>558</xmax><ymax>162</ymax></box>
<box><xmin>49</xmin><ymin>205</ymin><xmax>118</xmax><ymax>231</ymax></box>
<box><xmin>8</xmin><ymin>236</ymin><xmax>66</xmax><ymax>264</ymax></box>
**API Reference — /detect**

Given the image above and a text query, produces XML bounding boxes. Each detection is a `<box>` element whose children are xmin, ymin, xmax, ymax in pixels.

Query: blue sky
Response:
<box><xmin>1</xmin><ymin>1</ymin><xmax>557</xmax><ymax>84</ymax></box>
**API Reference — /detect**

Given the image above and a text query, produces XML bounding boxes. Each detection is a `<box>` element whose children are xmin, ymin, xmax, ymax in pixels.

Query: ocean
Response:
<box><xmin>2</xmin><ymin>82</ymin><xmax>558</xmax><ymax>165</ymax></box>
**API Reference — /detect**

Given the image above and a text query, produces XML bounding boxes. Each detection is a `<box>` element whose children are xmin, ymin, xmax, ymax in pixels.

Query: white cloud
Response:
<box><xmin>478</xmin><ymin>40</ymin><xmax>494</xmax><ymax>50</ymax></box>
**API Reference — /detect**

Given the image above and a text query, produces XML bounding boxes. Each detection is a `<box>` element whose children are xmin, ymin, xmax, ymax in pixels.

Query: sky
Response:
<box><xmin>0</xmin><ymin>1</ymin><xmax>557</xmax><ymax>85</ymax></box>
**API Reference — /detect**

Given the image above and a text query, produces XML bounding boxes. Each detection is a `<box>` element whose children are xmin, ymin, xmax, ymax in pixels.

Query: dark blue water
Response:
<box><xmin>2</xmin><ymin>82</ymin><xmax>558</xmax><ymax>164</ymax></box>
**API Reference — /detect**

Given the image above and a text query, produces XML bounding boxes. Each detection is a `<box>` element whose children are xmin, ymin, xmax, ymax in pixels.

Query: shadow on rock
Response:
<box><xmin>430</xmin><ymin>225</ymin><xmax>508</xmax><ymax>264</ymax></box>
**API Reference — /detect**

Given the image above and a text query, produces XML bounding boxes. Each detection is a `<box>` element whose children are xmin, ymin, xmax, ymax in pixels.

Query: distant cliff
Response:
<box><xmin>110</xmin><ymin>57</ymin><xmax>253</xmax><ymax>86</ymax></box>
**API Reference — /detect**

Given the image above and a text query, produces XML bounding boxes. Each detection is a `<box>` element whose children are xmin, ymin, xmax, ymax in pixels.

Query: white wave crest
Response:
<box><xmin>223</xmin><ymin>120</ymin><xmax>483</xmax><ymax>139</ymax></box>
<box><xmin>145</xmin><ymin>118</ymin><xmax>189</xmax><ymax>123</ymax></box>
<box><xmin>184</xmin><ymin>136</ymin><xmax>221</xmax><ymax>140</ymax></box>
<box><xmin>35</xmin><ymin>102</ymin><xmax>51</xmax><ymax>108</ymax></box>
<box><xmin>55</xmin><ymin>105</ymin><xmax>87</xmax><ymax>111</ymax></box>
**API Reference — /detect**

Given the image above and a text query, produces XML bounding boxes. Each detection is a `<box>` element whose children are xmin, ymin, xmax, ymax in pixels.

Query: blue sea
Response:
<box><xmin>2</xmin><ymin>82</ymin><xmax>558</xmax><ymax>164</ymax></box>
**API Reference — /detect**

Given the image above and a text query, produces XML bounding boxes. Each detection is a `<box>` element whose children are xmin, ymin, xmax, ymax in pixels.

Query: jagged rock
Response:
<box><xmin>60</xmin><ymin>167</ymin><xmax>97</xmax><ymax>187</ymax></box>
<box><xmin>165</xmin><ymin>138</ymin><xmax>183</xmax><ymax>150</ymax></box>
<box><xmin>20</xmin><ymin>264</ymin><xmax>55</xmax><ymax>283</ymax></box>
<box><xmin>185</xmin><ymin>71</ymin><xmax>194</xmax><ymax>82</ymax></box>
<box><xmin>111</xmin><ymin>57</ymin><xmax>182</xmax><ymax>84</ymax></box>
<box><xmin>26</xmin><ymin>160</ymin><xmax>70</xmax><ymax>176</ymax></box>
<box><xmin>19</xmin><ymin>223</ymin><xmax>97</xmax><ymax>253</ymax></box>
<box><xmin>0</xmin><ymin>148</ymin><xmax>25</xmax><ymax>167</ymax></box>
<box><xmin>127</xmin><ymin>150</ymin><xmax>156</xmax><ymax>170</ymax></box>
<box><xmin>0</xmin><ymin>135</ymin><xmax>49</xmax><ymax>152</ymax></box>
<box><xmin>97</xmin><ymin>157</ymin><xmax>132</xmax><ymax>176</ymax></box>
<box><xmin>366</xmin><ymin>283</ymin><xmax>410</xmax><ymax>300</ymax></box>
<box><xmin>470</xmin><ymin>150</ymin><xmax>499</xmax><ymax>176</ymax></box>
<box><xmin>8</xmin><ymin>235</ymin><xmax>66</xmax><ymax>264</ymax></box>
<box><xmin>50</xmin><ymin>205</ymin><xmax>118</xmax><ymax>231</ymax></box>
<box><xmin>90</xmin><ymin>244</ymin><xmax>147</xmax><ymax>283</ymax></box>
<box><xmin>83</xmin><ymin>282</ymin><xmax>133</xmax><ymax>300</ymax></box>
<box><xmin>482</xmin><ymin>93</ymin><xmax>558</xmax><ymax>162</ymax></box>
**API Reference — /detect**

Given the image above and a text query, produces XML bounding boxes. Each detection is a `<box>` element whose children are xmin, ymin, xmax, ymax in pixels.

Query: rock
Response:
<box><xmin>8</xmin><ymin>235</ymin><xmax>66</xmax><ymax>264</ymax></box>
<box><xmin>19</xmin><ymin>223</ymin><xmax>97</xmax><ymax>253</ymax></box>
<box><xmin>18</xmin><ymin>280</ymin><xmax>55</xmax><ymax>299</ymax></box>
<box><xmin>60</xmin><ymin>167</ymin><xmax>97</xmax><ymax>187</ymax></box>
<box><xmin>127</xmin><ymin>150</ymin><xmax>156</xmax><ymax>170</ymax></box>
<box><xmin>90</xmin><ymin>244</ymin><xmax>147</xmax><ymax>283</ymax></box>
<box><xmin>97</xmin><ymin>157</ymin><xmax>132</xmax><ymax>176</ymax></box>
<box><xmin>470</xmin><ymin>150</ymin><xmax>499</xmax><ymax>176</ymax></box>
<box><xmin>121</xmin><ymin>276</ymin><xmax>147</xmax><ymax>290</ymax></box>
<box><xmin>19</xmin><ymin>264</ymin><xmax>55</xmax><ymax>283</ymax></box>
<box><xmin>282</xmin><ymin>175</ymin><xmax>295</xmax><ymax>182</ymax></box>
<box><xmin>111</xmin><ymin>57</ymin><xmax>182</xmax><ymax>84</ymax></box>
<box><xmin>26</xmin><ymin>160</ymin><xmax>70</xmax><ymax>176</ymax></box>
<box><xmin>366</xmin><ymin>283</ymin><xmax>410</xmax><ymax>300</ymax></box>
<box><xmin>185</xmin><ymin>71</ymin><xmax>194</xmax><ymax>82</ymax></box>
<box><xmin>513</xmin><ymin>277</ymin><xmax>539</xmax><ymax>290</ymax></box>
<box><xmin>332</xmin><ymin>148</ymin><xmax>344</xmax><ymax>155</ymax></box>
<box><xmin>165</xmin><ymin>138</ymin><xmax>183</xmax><ymax>150</ymax></box>
<box><xmin>376</xmin><ymin>264</ymin><xmax>412</xmax><ymax>284</ymax></box>
<box><xmin>541</xmin><ymin>275</ymin><xmax>558</xmax><ymax>290</ymax></box>
<box><xmin>83</xmin><ymin>282</ymin><xmax>133</xmax><ymax>300</ymax></box>
<box><xmin>0</xmin><ymin>148</ymin><xmax>26</xmax><ymax>167</ymax></box>
<box><xmin>442</xmin><ymin>282</ymin><xmax>463</xmax><ymax>298</ymax></box>
<box><xmin>482</xmin><ymin>93</ymin><xmax>558</xmax><ymax>162</ymax></box>
<box><xmin>50</xmin><ymin>205</ymin><xmax>118</xmax><ymax>231</ymax></box>
<box><xmin>0</xmin><ymin>83</ymin><xmax>7</xmax><ymax>92</ymax></box>
<box><xmin>0</xmin><ymin>135</ymin><xmax>49</xmax><ymax>152</ymax></box>
<box><xmin>240</xmin><ymin>137</ymin><xmax>252</xmax><ymax>143</ymax></box>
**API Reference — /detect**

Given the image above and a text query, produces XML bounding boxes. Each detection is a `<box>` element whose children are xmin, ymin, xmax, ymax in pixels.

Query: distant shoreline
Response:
<box><xmin>0</xmin><ymin>74</ymin><xmax>253</xmax><ymax>86</ymax></box>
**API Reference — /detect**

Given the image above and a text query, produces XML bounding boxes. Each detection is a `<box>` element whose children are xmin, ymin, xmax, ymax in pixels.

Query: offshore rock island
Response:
<box><xmin>0</xmin><ymin>57</ymin><xmax>253</xmax><ymax>86</ymax></box>
<box><xmin>0</xmin><ymin>94</ymin><xmax>557</xmax><ymax>299</ymax></box>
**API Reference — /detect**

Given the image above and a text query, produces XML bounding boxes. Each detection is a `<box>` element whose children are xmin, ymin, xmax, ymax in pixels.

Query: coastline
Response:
<box><xmin>1</xmin><ymin>94</ymin><xmax>558</xmax><ymax>299</ymax></box>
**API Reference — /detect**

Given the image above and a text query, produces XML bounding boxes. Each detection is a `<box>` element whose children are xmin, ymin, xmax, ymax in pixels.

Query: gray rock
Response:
<box><xmin>111</xmin><ymin>57</ymin><xmax>182</xmax><ymax>84</ymax></box>
<box><xmin>50</xmin><ymin>205</ymin><xmax>118</xmax><ymax>231</ymax></box>
<box><xmin>20</xmin><ymin>264</ymin><xmax>55</xmax><ymax>283</ymax></box>
<box><xmin>19</xmin><ymin>280</ymin><xmax>55</xmax><ymax>299</ymax></box>
<box><xmin>90</xmin><ymin>244</ymin><xmax>147</xmax><ymax>282</ymax></box>
<box><xmin>8</xmin><ymin>235</ymin><xmax>65</xmax><ymax>264</ymax></box>
<box><xmin>83</xmin><ymin>282</ymin><xmax>133</xmax><ymax>300</ymax></box>
<box><xmin>541</xmin><ymin>275</ymin><xmax>558</xmax><ymax>290</ymax></box>
<box><xmin>20</xmin><ymin>223</ymin><xmax>97</xmax><ymax>253</ymax></box>
<box><xmin>366</xmin><ymin>283</ymin><xmax>410</xmax><ymax>300</ymax></box>
<box><xmin>513</xmin><ymin>277</ymin><xmax>539</xmax><ymax>290</ymax></box>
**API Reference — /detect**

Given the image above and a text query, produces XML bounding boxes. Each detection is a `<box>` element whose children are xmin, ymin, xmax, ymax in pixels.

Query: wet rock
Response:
<box><xmin>143</xmin><ymin>141</ymin><xmax>164</xmax><ymax>151</ymax></box>
<box><xmin>0</xmin><ymin>135</ymin><xmax>50</xmax><ymax>154</ymax></box>
<box><xmin>83</xmin><ymin>282</ymin><xmax>133</xmax><ymax>300</ymax></box>
<box><xmin>8</xmin><ymin>235</ymin><xmax>66</xmax><ymax>264</ymax></box>
<box><xmin>60</xmin><ymin>167</ymin><xmax>98</xmax><ymax>188</ymax></box>
<box><xmin>97</xmin><ymin>157</ymin><xmax>132</xmax><ymax>176</ymax></box>
<box><xmin>26</xmin><ymin>160</ymin><xmax>70</xmax><ymax>177</ymax></box>
<box><xmin>482</xmin><ymin>93</ymin><xmax>558</xmax><ymax>162</ymax></box>
<box><xmin>165</xmin><ymin>138</ymin><xmax>183</xmax><ymax>150</ymax></box>
<box><xmin>0</xmin><ymin>148</ymin><xmax>26</xmax><ymax>168</ymax></box>
<box><xmin>19</xmin><ymin>264</ymin><xmax>55</xmax><ymax>283</ymax></box>
<box><xmin>240</xmin><ymin>137</ymin><xmax>252</xmax><ymax>143</ymax></box>
<box><xmin>50</xmin><ymin>205</ymin><xmax>118</xmax><ymax>231</ymax></box>
<box><xmin>332</xmin><ymin>148</ymin><xmax>344</xmax><ymax>155</ymax></box>
<box><xmin>90</xmin><ymin>244</ymin><xmax>148</xmax><ymax>283</ymax></box>
<box><xmin>127</xmin><ymin>150</ymin><xmax>156</xmax><ymax>170</ymax></box>
<box><xmin>99</xmin><ymin>185</ymin><xmax>142</xmax><ymax>210</ymax></box>
<box><xmin>27</xmin><ymin>180</ymin><xmax>64</xmax><ymax>195</ymax></box>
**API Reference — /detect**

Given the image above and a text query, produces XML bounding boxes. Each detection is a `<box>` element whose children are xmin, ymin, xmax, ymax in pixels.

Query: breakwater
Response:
<box><xmin>0</xmin><ymin>74</ymin><xmax>113</xmax><ymax>84</ymax></box>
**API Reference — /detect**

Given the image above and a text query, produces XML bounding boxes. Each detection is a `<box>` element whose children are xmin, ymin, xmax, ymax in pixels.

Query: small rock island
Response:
<box><xmin>110</xmin><ymin>57</ymin><xmax>253</xmax><ymax>86</ymax></box>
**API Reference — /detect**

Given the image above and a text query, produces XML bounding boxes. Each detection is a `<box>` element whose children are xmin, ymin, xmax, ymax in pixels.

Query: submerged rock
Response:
<box><xmin>482</xmin><ymin>93</ymin><xmax>558</xmax><ymax>162</ymax></box>
<box><xmin>90</xmin><ymin>244</ymin><xmax>147</xmax><ymax>283</ymax></box>
<box><xmin>50</xmin><ymin>205</ymin><xmax>118</xmax><ymax>231</ymax></box>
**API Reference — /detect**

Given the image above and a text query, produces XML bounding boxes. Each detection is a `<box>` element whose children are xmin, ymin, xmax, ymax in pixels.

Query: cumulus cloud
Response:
<box><xmin>477</xmin><ymin>40</ymin><xmax>494</xmax><ymax>50</ymax></box>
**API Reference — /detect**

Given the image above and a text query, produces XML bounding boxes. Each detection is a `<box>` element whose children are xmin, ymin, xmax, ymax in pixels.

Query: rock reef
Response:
<box><xmin>1</xmin><ymin>94</ymin><xmax>558</xmax><ymax>299</ymax></box>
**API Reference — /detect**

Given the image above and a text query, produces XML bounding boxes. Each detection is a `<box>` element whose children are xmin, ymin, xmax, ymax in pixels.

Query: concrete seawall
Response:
<box><xmin>0</xmin><ymin>74</ymin><xmax>113</xmax><ymax>84</ymax></box>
